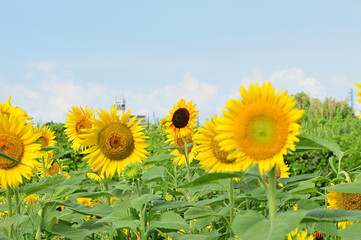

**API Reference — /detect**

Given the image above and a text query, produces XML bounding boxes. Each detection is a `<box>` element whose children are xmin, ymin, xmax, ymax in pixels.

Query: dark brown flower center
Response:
<box><xmin>312</xmin><ymin>231</ymin><xmax>324</xmax><ymax>240</ymax></box>
<box><xmin>172</xmin><ymin>108</ymin><xmax>190</xmax><ymax>128</ymax></box>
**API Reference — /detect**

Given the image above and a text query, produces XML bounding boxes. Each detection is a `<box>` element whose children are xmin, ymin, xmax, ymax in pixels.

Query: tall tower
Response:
<box><xmin>114</xmin><ymin>96</ymin><xmax>126</xmax><ymax>116</ymax></box>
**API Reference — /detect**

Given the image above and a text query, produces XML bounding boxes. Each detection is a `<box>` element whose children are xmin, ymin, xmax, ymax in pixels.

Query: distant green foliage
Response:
<box><xmin>286</xmin><ymin>93</ymin><xmax>361</xmax><ymax>177</ymax></box>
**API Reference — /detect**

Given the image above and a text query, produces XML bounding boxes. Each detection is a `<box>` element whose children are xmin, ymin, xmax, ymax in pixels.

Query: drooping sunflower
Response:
<box><xmin>36</xmin><ymin>153</ymin><xmax>63</xmax><ymax>178</ymax></box>
<box><xmin>166</xmin><ymin>131</ymin><xmax>197</xmax><ymax>166</ymax></box>
<box><xmin>82</xmin><ymin>105</ymin><xmax>149</xmax><ymax>178</ymax></box>
<box><xmin>0</xmin><ymin>96</ymin><xmax>32</xmax><ymax>120</ymax></box>
<box><xmin>327</xmin><ymin>180</ymin><xmax>361</xmax><ymax>229</ymax></box>
<box><xmin>87</xmin><ymin>170</ymin><xmax>103</xmax><ymax>182</ymax></box>
<box><xmin>165</xmin><ymin>99</ymin><xmax>198</xmax><ymax>137</ymax></box>
<box><xmin>195</xmin><ymin>115</ymin><xmax>243</xmax><ymax>172</ymax></box>
<box><xmin>0</xmin><ymin>112</ymin><xmax>41</xmax><ymax>188</ymax></box>
<box><xmin>215</xmin><ymin>82</ymin><xmax>305</xmax><ymax>174</ymax></box>
<box><xmin>65</xmin><ymin>105</ymin><xmax>95</xmax><ymax>151</ymax></box>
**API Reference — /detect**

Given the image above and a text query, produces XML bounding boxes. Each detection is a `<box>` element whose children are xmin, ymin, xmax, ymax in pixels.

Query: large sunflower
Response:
<box><xmin>327</xmin><ymin>181</ymin><xmax>361</xmax><ymax>229</ymax></box>
<box><xmin>215</xmin><ymin>82</ymin><xmax>304</xmax><ymax>174</ymax></box>
<box><xmin>195</xmin><ymin>115</ymin><xmax>243</xmax><ymax>172</ymax></box>
<box><xmin>166</xmin><ymin>131</ymin><xmax>197</xmax><ymax>166</ymax></box>
<box><xmin>82</xmin><ymin>105</ymin><xmax>149</xmax><ymax>178</ymax></box>
<box><xmin>65</xmin><ymin>105</ymin><xmax>95</xmax><ymax>151</ymax></box>
<box><xmin>0</xmin><ymin>96</ymin><xmax>32</xmax><ymax>120</ymax></box>
<box><xmin>0</xmin><ymin>112</ymin><xmax>41</xmax><ymax>188</ymax></box>
<box><xmin>165</xmin><ymin>99</ymin><xmax>198</xmax><ymax>137</ymax></box>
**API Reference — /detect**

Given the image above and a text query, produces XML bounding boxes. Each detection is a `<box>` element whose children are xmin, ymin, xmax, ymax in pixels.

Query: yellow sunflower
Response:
<box><xmin>195</xmin><ymin>115</ymin><xmax>243</xmax><ymax>172</ymax></box>
<box><xmin>65</xmin><ymin>106</ymin><xmax>95</xmax><ymax>151</ymax></box>
<box><xmin>82</xmin><ymin>105</ymin><xmax>149</xmax><ymax>178</ymax></box>
<box><xmin>165</xmin><ymin>99</ymin><xmax>198</xmax><ymax>137</ymax></box>
<box><xmin>0</xmin><ymin>112</ymin><xmax>41</xmax><ymax>188</ymax></box>
<box><xmin>0</xmin><ymin>96</ymin><xmax>32</xmax><ymax>120</ymax></box>
<box><xmin>86</xmin><ymin>170</ymin><xmax>103</xmax><ymax>182</ymax></box>
<box><xmin>327</xmin><ymin>180</ymin><xmax>361</xmax><ymax>229</ymax></box>
<box><xmin>166</xmin><ymin>131</ymin><xmax>197</xmax><ymax>166</ymax></box>
<box><xmin>36</xmin><ymin>154</ymin><xmax>63</xmax><ymax>178</ymax></box>
<box><xmin>215</xmin><ymin>82</ymin><xmax>304</xmax><ymax>174</ymax></box>
<box><xmin>33</xmin><ymin>126</ymin><xmax>56</xmax><ymax>161</ymax></box>
<box><xmin>287</xmin><ymin>228</ymin><xmax>313</xmax><ymax>240</ymax></box>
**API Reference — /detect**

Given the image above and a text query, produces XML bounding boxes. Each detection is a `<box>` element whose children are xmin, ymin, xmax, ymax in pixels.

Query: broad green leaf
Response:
<box><xmin>179</xmin><ymin>172</ymin><xmax>244</xmax><ymax>188</ymax></box>
<box><xmin>231</xmin><ymin>210</ymin><xmax>306</xmax><ymax>240</ymax></box>
<box><xmin>295</xmin><ymin>136</ymin><xmax>344</xmax><ymax>159</ymax></box>
<box><xmin>312</xmin><ymin>222</ymin><xmax>339</xmax><ymax>237</ymax></box>
<box><xmin>185</xmin><ymin>206</ymin><xmax>217</xmax><ymax>220</ymax></box>
<box><xmin>339</xmin><ymin>221</ymin><xmax>361</xmax><ymax>240</ymax></box>
<box><xmin>23</xmin><ymin>175</ymin><xmax>67</xmax><ymax>196</ymax></box>
<box><xmin>130</xmin><ymin>194</ymin><xmax>161</xmax><ymax>211</ymax></box>
<box><xmin>151</xmin><ymin>212</ymin><xmax>189</xmax><ymax>231</ymax></box>
<box><xmin>145</xmin><ymin>153</ymin><xmax>173</xmax><ymax>164</ymax></box>
<box><xmin>153</xmin><ymin>200</ymin><xmax>194</xmax><ymax>211</ymax></box>
<box><xmin>323</xmin><ymin>181</ymin><xmax>361</xmax><ymax>193</ymax></box>
<box><xmin>303</xmin><ymin>209</ymin><xmax>361</xmax><ymax>223</ymax></box>
<box><xmin>168</xmin><ymin>231</ymin><xmax>219</xmax><ymax>240</ymax></box>
<box><xmin>142</xmin><ymin>166</ymin><xmax>167</xmax><ymax>182</ymax></box>
<box><xmin>278</xmin><ymin>173</ymin><xmax>317</xmax><ymax>186</ymax></box>
<box><xmin>97</xmin><ymin>210</ymin><xmax>130</xmax><ymax>223</ymax></box>
<box><xmin>48</xmin><ymin>185</ymin><xmax>79</xmax><ymax>200</ymax></box>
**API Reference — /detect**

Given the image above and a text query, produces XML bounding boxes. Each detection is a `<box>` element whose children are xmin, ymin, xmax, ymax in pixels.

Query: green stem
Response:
<box><xmin>229</xmin><ymin>179</ymin><xmax>235</xmax><ymax>237</ymax></box>
<box><xmin>184</xmin><ymin>136</ymin><xmax>192</xmax><ymax>183</ymax></box>
<box><xmin>14</xmin><ymin>187</ymin><xmax>20</xmax><ymax>215</ymax></box>
<box><xmin>42</xmin><ymin>156</ymin><xmax>47</xmax><ymax>178</ymax></box>
<box><xmin>103</xmin><ymin>173</ymin><xmax>111</xmax><ymax>205</ymax></box>
<box><xmin>174</xmin><ymin>165</ymin><xmax>178</xmax><ymax>188</ymax></box>
<box><xmin>267</xmin><ymin>166</ymin><xmax>277</xmax><ymax>222</ymax></box>
<box><xmin>136</xmin><ymin>181</ymin><xmax>146</xmax><ymax>240</ymax></box>
<box><xmin>6</xmin><ymin>186</ymin><xmax>13</xmax><ymax>238</ymax></box>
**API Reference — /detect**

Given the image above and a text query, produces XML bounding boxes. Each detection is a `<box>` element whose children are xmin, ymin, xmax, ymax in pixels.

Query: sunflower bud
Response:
<box><xmin>123</xmin><ymin>164</ymin><xmax>142</xmax><ymax>183</ymax></box>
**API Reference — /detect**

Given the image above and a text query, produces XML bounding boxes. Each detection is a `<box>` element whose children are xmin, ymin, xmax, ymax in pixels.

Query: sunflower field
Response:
<box><xmin>1</xmin><ymin>83</ymin><xmax>361</xmax><ymax>240</ymax></box>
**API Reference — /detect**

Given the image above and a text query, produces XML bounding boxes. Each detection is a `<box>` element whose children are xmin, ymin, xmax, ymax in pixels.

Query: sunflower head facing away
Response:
<box><xmin>82</xmin><ymin>105</ymin><xmax>149</xmax><ymax>178</ymax></box>
<box><xmin>166</xmin><ymin>130</ymin><xmax>197</xmax><ymax>166</ymax></box>
<box><xmin>0</xmin><ymin>112</ymin><xmax>41</xmax><ymax>189</ymax></box>
<box><xmin>65</xmin><ymin>105</ymin><xmax>95</xmax><ymax>151</ymax></box>
<box><xmin>327</xmin><ymin>180</ymin><xmax>361</xmax><ymax>229</ymax></box>
<box><xmin>195</xmin><ymin>115</ymin><xmax>243</xmax><ymax>173</ymax></box>
<box><xmin>0</xmin><ymin>96</ymin><xmax>32</xmax><ymax>120</ymax></box>
<box><xmin>166</xmin><ymin>99</ymin><xmax>198</xmax><ymax>137</ymax></box>
<box><xmin>215</xmin><ymin>82</ymin><xmax>305</xmax><ymax>175</ymax></box>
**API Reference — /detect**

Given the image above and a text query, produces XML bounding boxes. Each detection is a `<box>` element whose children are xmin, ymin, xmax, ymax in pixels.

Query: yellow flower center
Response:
<box><xmin>0</xmin><ymin>133</ymin><xmax>24</xmax><ymax>169</ymax></box>
<box><xmin>98</xmin><ymin>123</ymin><xmax>134</xmax><ymax>161</ymax></box>
<box><xmin>336</xmin><ymin>192</ymin><xmax>361</xmax><ymax>210</ymax></box>
<box><xmin>172</xmin><ymin>108</ymin><xmax>190</xmax><ymax>128</ymax></box>
<box><xmin>76</xmin><ymin>118</ymin><xmax>92</xmax><ymax>136</ymax></box>
<box><xmin>211</xmin><ymin>140</ymin><xmax>235</xmax><ymax>163</ymax></box>
<box><xmin>235</xmin><ymin>102</ymin><xmax>289</xmax><ymax>161</ymax></box>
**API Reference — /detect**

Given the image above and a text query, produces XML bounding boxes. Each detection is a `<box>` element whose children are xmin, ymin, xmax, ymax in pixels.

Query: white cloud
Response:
<box><xmin>1</xmin><ymin>62</ymin><xmax>218</xmax><ymax>123</ymax></box>
<box><xmin>240</xmin><ymin>67</ymin><xmax>326</xmax><ymax>97</ymax></box>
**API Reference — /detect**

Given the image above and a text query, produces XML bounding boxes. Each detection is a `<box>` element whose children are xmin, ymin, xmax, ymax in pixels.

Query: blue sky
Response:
<box><xmin>1</xmin><ymin>1</ymin><xmax>361</xmax><ymax>123</ymax></box>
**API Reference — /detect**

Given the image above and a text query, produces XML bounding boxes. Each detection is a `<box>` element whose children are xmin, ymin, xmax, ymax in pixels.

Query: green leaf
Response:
<box><xmin>339</xmin><ymin>221</ymin><xmax>361</xmax><ymax>240</ymax></box>
<box><xmin>40</xmin><ymin>146</ymin><xmax>60</xmax><ymax>152</ymax></box>
<box><xmin>142</xmin><ymin>166</ymin><xmax>167</xmax><ymax>182</ymax></box>
<box><xmin>295</xmin><ymin>136</ymin><xmax>344</xmax><ymax>159</ymax></box>
<box><xmin>185</xmin><ymin>206</ymin><xmax>218</xmax><ymax>220</ymax></box>
<box><xmin>130</xmin><ymin>194</ymin><xmax>161</xmax><ymax>211</ymax></box>
<box><xmin>0</xmin><ymin>151</ymin><xmax>26</xmax><ymax>166</ymax></box>
<box><xmin>323</xmin><ymin>181</ymin><xmax>361</xmax><ymax>193</ymax></box>
<box><xmin>48</xmin><ymin>185</ymin><xmax>79</xmax><ymax>200</ymax></box>
<box><xmin>23</xmin><ymin>175</ymin><xmax>67</xmax><ymax>196</ymax></box>
<box><xmin>231</xmin><ymin>210</ymin><xmax>306</xmax><ymax>240</ymax></box>
<box><xmin>51</xmin><ymin>150</ymin><xmax>73</xmax><ymax>160</ymax></box>
<box><xmin>303</xmin><ymin>209</ymin><xmax>361</xmax><ymax>223</ymax></box>
<box><xmin>151</xmin><ymin>212</ymin><xmax>189</xmax><ymax>231</ymax></box>
<box><xmin>179</xmin><ymin>172</ymin><xmax>244</xmax><ymax>188</ymax></box>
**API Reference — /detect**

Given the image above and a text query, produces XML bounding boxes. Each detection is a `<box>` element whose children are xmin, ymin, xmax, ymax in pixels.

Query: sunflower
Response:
<box><xmin>65</xmin><ymin>105</ymin><xmax>95</xmax><ymax>151</ymax></box>
<box><xmin>166</xmin><ymin>131</ymin><xmax>197</xmax><ymax>166</ymax></box>
<box><xmin>215</xmin><ymin>82</ymin><xmax>304</xmax><ymax>174</ymax></box>
<box><xmin>0</xmin><ymin>96</ymin><xmax>32</xmax><ymax>120</ymax></box>
<box><xmin>0</xmin><ymin>112</ymin><xmax>41</xmax><ymax>188</ymax></box>
<box><xmin>165</xmin><ymin>99</ymin><xmax>198</xmax><ymax>137</ymax></box>
<box><xmin>86</xmin><ymin>171</ymin><xmax>103</xmax><ymax>182</ymax></box>
<box><xmin>287</xmin><ymin>228</ymin><xmax>313</xmax><ymax>240</ymax></box>
<box><xmin>327</xmin><ymin>180</ymin><xmax>361</xmax><ymax>229</ymax></box>
<box><xmin>36</xmin><ymin>153</ymin><xmax>63</xmax><ymax>178</ymax></box>
<box><xmin>82</xmin><ymin>105</ymin><xmax>149</xmax><ymax>178</ymax></box>
<box><xmin>77</xmin><ymin>197</ymin><xmax>91</xmax><ymax>206</ymax></box>
<box><xmin>195</xmin><ymin>115</ymin><xmax>243</xmax><ymax>172</ymax></box>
